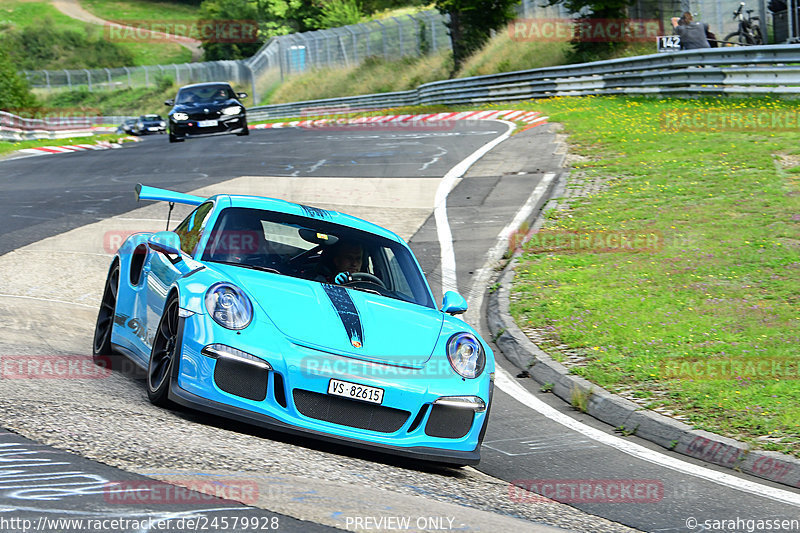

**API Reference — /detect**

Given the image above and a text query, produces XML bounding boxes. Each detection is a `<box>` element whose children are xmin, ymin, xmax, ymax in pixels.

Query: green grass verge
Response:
<box><xmin>506</xmin><ymin>95</ymin><xmax>800</xmax><ymax>456</ymax></box>
<box><xmin>269</xmin><ymin>52</ymin><xmax>453</xmax><ymax>104</ymax></box>
<box><xmin>0</xmin><ymin>0</ymin><xmax>190</xmax><ymax>67</ymax></box>
<box><xmin>79</xmin><ymin>0</ymin><xmax>200</xmax><ymax>22</ymax></box>
<box><xmin>0</xmin><ymin>134</ymin><xmax>130</xmax><ymax>157</ymax></box>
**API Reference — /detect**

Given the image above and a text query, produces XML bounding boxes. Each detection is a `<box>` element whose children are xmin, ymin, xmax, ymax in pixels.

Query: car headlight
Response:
<box><xmin>160</xmin><ymin>121</ymin><xmax>166</xmax><ymax>127</ymax></box>
<box><xmin>204</xmin><ymin>283</ymin><xmax>252</xmax><ymax>330</ymax></box>
<box><xmin>446</xmin><ymin>333</ymin><xmax>485</xmax><ymax>379</ymax></box>
<box><xmin>136</xmin><ymin>122</ymin><xmax>143</xmax><ymax>128</ymax></box>
<box><xmin>172</xmin><ymin>112</ymin><xmax>189</xmax><ymax>121</ymax></box>
<box><xmin>221</xmin><ymin>106</ymin><xmax>241</xmax><ymax>115</ymax></box>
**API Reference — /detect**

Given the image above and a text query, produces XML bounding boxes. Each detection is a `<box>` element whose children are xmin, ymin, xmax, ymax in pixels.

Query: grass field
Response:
<box><xmin>79</xmin><ymin>0</ymin><xmax>200</xmax><ymax>22</ymax></box>
<box><xmin>0</xmin><ymin>0</ymin><xmax>191</xmax><ymax>66</ymax></box>
<box><xmin>506</xmin><ymin>96</ymin><xmax>800</xmax><ymax>456</ymax></box>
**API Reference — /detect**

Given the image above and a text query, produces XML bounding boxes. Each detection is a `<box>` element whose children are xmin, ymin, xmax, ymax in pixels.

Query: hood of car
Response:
<box><xmin>212</xmin><ymin>264</ymin><xmax>444</xmax><ymax>367</ymax></box>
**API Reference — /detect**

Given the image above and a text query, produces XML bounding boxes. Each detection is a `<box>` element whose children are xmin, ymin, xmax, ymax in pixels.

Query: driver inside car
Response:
<box><xmin>314</xmin><ymin>240</ymin><xmax>365</xmax><ymax>284</ymax></box>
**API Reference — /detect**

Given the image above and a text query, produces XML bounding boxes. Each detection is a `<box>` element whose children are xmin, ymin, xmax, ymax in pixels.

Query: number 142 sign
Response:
<box><xmin>657</xmin><ymin>35</ymin><xmax>681</xmax><ymax>52</ymax></box>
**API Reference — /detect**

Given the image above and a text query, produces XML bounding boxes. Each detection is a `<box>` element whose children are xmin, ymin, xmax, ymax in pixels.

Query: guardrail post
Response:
<box><xmin>64</xmin><ymin>70</ymin><xmax>71</xmax><ymax>90</ymax></box>
<box><xmin>175</xmin><ymin>64</ymin><xmax>181</xmax><ymax>84</ymax></box>
<box><xmin>84</xmin><ymin>69</ymin><xmax>92</xmax><ymax>91</ymax></box>
<box><xmin>105</xmin><ymin>68</ymin><xmax>111</xmax><ymax>88</ymax></box>
<box><xmin>123</xmin><ymin>66</ymin><xmax>131</xmax><ymax>88</ymax></box>
<box><xmin>44</xmin><ymin>70</ymin><xmax>50</xmax><ymax>90</ymax></box>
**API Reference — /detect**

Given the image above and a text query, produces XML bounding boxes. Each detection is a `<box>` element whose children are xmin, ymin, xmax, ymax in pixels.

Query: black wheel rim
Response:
<box><xmin>149</xmin><ymin>299</ymin><xmax>178</xmax><ymax>392</ymax></box>
<box><xmin>93</xmin><ymin>266</ymin><xmax>119</xmax><ymax>353</ymax></box>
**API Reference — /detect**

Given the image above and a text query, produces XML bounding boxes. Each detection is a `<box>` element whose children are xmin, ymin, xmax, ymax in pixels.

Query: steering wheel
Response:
<box><xmin>344</xmin><ymin>272</ymin><xmax>387</xmax><ymax>290</ymax></box>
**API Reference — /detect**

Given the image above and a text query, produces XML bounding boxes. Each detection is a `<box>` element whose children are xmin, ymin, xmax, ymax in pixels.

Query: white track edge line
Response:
<box><xmin>434</xmin><ymin>120</ymin><xmax>515</xmax><ymax>296</ymax></box>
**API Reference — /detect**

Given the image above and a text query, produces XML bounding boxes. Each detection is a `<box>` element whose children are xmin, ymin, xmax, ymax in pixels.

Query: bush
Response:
<box><xmin>0</xmin><ymin>17</ymin><xmax>135</xmax><ymax>70</ymax></box>
<box><xmin>0</xmin><ymin>42</ymin><xmax>36</xmax><ymax>110</ymax></box>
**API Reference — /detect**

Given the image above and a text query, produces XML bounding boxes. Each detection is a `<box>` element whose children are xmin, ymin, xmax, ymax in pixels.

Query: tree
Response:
<box><xmin>199</xmin><ymin>0</ymin><xmax>324</xmax><ymax>60</ymax></box>
<box><xmin>546</xmin><ymin>0</ymin><xmax>633</xmax><ymax>63</ymax></box>
<box><xmin>434</xmin><ymin>0</ymin><xmax>518</xmax><ymax>74</ymax></box>
<box><xmin>0</xmin><ymin>43</ymin><xmax>36</xmax><ymax>111</ymax></box>
<box><xmin>199</xmin><ymin>0</ymin><xmax>264</xmax><ymax>61</ymax></box>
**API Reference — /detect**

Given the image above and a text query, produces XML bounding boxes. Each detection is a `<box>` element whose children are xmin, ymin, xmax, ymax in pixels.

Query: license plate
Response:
<box><xmin>198</xmin><ymin>120</ymin><xmax>218</xmax><ymax>127</ymax></box>
<box><xmin>148</xmin><ymin>127</ymin><xmax>158</xmax><ymax>131</ymax></box>
<box><xmin>327</xmin><ymin>379</ymin><xmax>384</xmax><ymax>404</ymax></box>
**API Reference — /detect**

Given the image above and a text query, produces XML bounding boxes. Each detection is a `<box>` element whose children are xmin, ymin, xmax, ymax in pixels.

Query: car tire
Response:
<box><xmin>147</xmin><ymin>294</ymin><xmax>180</xmax><ymax>406</ymax></box>
<box><xmin>169</xmin><ymin>133</ymin><xmax>184</xmax><ymax>143</ymax></box>
<box><xmin>92</xmin><ymin>261</ymin><xmax>119</xmax><ymax>364</ymax></box>
<box><xmin>237</xmin><ymin>122</ymin><xmax>250</xmax><ymax>136</ymax></box>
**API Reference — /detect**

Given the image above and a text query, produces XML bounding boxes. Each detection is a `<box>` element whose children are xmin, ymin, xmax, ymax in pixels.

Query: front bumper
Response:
<box><xmin>170</xmin><ymin>115</ymin><xmax>246</xmax><ymax>137</ymax></box>
<box><xmin>171</xmin><ymin>311</ymin><xmax>492</xmax><ymax>465</ymax></box>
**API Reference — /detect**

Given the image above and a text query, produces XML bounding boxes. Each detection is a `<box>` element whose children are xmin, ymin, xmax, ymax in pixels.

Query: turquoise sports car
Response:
<box><xmin>93</xmin><ymin>185</ymin><xmax>494</xmax><ymax>465</ymax></box>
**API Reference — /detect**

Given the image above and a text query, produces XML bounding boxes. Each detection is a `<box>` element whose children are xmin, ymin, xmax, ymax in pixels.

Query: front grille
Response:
<box><xmin>292</xmin><ymin>389</ymin><xmax>410</xmax><ymax>433</ymax></box>
<box><xmin>188</xmin><ymin>112</ymin><xmax>220</xmax><ymax>120</ymax></box>
<box><xmin>424</xmin><ymin>404</ymin><xmax>474</xmax><ymax>439</ymax></box>
<box><xmin>213</xmin><ymin>357</ymin><xmax>268</xmax><ymax>401</ymax></box>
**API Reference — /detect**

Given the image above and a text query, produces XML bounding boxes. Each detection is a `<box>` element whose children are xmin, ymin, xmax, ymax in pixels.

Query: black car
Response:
<box><xmin>133</xmin><ymin>114</ymin><xmax>167</xmax><ymax>135</ymax></box>
<box><xmin>165</xmin><ymin>82</ymin><xmax>249</xmax><ymax>143</ymax></box>
<box><xmin>116</xmin><ymin>118</ymin><xmax>137</xmax><ymax>135</ymax></box>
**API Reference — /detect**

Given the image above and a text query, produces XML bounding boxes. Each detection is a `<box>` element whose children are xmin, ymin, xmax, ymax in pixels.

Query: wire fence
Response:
<box><xmin>19</xmin><ymin>1</ymin><xmax>780</xmax><ymax>104</ymax></box>
<box><xmin>21</xmin><ymin>11</ymin><xmax>453</xmax><ymax>104</ymax></box>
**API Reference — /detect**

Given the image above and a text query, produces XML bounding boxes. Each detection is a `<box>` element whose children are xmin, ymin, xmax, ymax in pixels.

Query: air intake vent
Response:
<box><xmin>292</xmin><ymin>389</ymin><xmax>409</xmax><ymax>433</ymax></box>
<box><xmin>213</xmin><ymin>357</ymin><xmax>268</xmax><ymax>401</ymax></box>
<box><xmin>424</xmin><ymin>404</ymin><xmax>474</xmax><ymax>439</ymax></box>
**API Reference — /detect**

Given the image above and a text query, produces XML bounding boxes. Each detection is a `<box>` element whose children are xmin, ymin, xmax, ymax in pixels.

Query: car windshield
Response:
<box><xmin>142</xmin><ymin>115</ymin><xmax>162</xmax><ymax>121</ymax></box>
<box><xmin>202</xmin><ymin>207</ymin><xmax>435</xmax><ymax>309</ymax></box>
<box><xmin>176</xmin><ymin>85</ymin><xmax>234</xmax><ymax>104</ymax></box>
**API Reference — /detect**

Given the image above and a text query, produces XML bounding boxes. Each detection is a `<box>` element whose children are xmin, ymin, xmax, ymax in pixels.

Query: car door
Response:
<box><xmin>144</xmin><ymin>202</ymin><xmax>214</xmax><ymax>349</ymax></box>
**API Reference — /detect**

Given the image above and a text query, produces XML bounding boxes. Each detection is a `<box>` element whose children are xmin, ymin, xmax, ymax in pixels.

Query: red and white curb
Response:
<box><xmin>18</xmin><ymin>137</ymin><xmax>141</xmax><ymax>156</ymax></box>
<box><xmin>250</xmin><ymin>109</ymin><xmax>548</xmax><ymax>130</ymax></box>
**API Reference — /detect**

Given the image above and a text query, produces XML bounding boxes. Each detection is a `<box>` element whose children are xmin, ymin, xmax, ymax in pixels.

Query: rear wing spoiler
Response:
<box><xmin>135</xmin><ymin>184</ymin><xmax>205</xmax><ymax>206</ymax></box>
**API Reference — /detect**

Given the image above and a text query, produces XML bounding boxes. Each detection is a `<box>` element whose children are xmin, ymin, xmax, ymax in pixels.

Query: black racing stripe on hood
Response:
<box><xmin>321</xmin><ymin>284</ymin><xmax>363</xmax><ymax>348</ymax></box>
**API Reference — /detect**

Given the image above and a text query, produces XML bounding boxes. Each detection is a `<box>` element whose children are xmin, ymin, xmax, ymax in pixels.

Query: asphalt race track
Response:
<box><xmin>1</xmin><ymin>123</ymin><xmax>799</xmax><ymax>532</ymax></box>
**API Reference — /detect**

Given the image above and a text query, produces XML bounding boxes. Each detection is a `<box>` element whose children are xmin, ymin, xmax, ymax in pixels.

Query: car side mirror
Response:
<box><xmin>148</xmin><ymin>231</ymin><xmax>182</xmax><ymax>258</ymax></box>
<box><xmin>164</xmin><ymin>99</ymin><xmax>174</xmax><ymax>106</ymax></box>
<box><xmin>237</xmin><ymin>92</ymin><xmax>248</xmax><ymax>99</ymax></box>
<box><xmin>441</xmin><ymin>291</ymin><xmax>468</xmax><ymax>315</ymax></box>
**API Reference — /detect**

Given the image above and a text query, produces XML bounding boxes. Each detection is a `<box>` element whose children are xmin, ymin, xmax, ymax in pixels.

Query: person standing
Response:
<box><xmin>671</xmin><ymin>12</ymin><xmax>711</xmax><ymax>49</ymax></box>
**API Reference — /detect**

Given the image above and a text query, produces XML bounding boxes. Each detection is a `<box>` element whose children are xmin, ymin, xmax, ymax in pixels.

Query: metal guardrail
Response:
<box><xmin>246</xmin><ymin>45</ymin><xmax>800</xmax><ymax>120</ymax></box>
